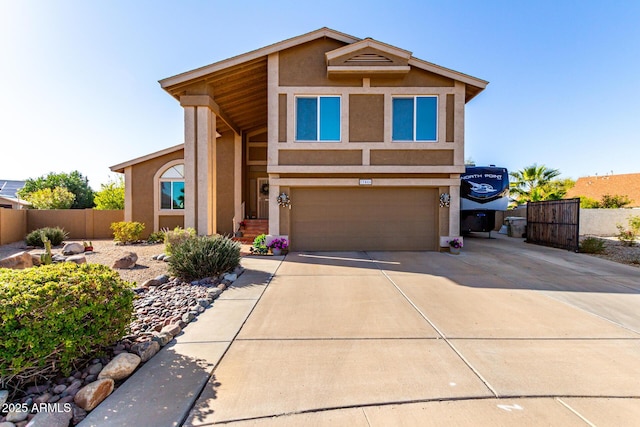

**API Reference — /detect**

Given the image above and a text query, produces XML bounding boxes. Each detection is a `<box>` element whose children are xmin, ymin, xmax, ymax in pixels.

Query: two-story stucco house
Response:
<box><xmin>111</xmin><ymin>28</ymin><xmax>487</xmax><ymax>251</ymax></box>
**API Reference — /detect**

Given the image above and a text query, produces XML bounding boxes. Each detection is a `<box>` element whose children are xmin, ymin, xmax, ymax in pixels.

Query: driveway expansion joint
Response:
<box><xmin>365</xmin><ymin>251</ymin><xmax>499</xmax><ymax>398</ymax></box>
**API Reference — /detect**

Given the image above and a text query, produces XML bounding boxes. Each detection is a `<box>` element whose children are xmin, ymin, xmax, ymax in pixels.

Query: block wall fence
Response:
<box><xmin>0</xmin><ymin>209</ymin><xmax>124</xmax><ymax>245</ymax></box>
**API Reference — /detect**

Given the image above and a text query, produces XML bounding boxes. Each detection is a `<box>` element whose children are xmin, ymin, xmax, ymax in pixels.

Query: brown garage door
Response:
<box><xmin>290</xmin><ymin>187</ymin><xmax>438</xmax><ymax>251</ymax></box>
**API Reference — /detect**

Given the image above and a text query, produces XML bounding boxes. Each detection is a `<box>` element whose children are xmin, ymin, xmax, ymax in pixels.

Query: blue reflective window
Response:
<box><xmin>172</xmin><ymin>182</ymin><xmax>184</xmax><ymax>209</ymax></box>
<box><xmin>160</xmin><ymin>182</ymin><xmax>172</xmax><ymax>209</ymax></box>
<box><xmin>296</xmin><ymin>96</ymin><xmax>340</xmax><ymax>141</ymax></box>
<box><xmin>296</xmin><ymin>97</ymin><xmax>317</xmax><ymax>141</ymax></box>
<box><xmin>392</xmin><ymin>98</ymin><xmax>414</xmax><ymax>141</ymax></box>
<box><xmin>392</xmin><ymin>96</ymin><xmax>438</xmax><ymax>141</ymax></box>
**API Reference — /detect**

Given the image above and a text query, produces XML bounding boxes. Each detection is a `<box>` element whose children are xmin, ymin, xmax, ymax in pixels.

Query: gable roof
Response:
<box><xmin>110</xmin><ymin>144</ymin><xmax>184</xmax><ymax>173</ymax></box>
<box><xmin>566</xmin><ymin>173</ymin><xmax>640</xmax><ymax>207</ymax></box>
<box><xmin>159</xmin><ymin>27</ymin><xmax>488</xmax><ymax>103</ymax></box>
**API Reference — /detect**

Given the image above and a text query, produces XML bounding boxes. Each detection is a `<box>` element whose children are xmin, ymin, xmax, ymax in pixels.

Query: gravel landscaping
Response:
<box><xmin>0</xmin><ymin>239</ymin><xmax>251</xmax><ymax>426</ymax></box>
<box><xmin>583</xmin><ymin>237</ymin><xmax>640</xmax><ymax>268</ymax></box>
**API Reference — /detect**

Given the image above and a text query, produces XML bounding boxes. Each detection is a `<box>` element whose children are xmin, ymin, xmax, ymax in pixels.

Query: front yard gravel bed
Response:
<box><xmin>0</xmin><ymin>240</ymin><xmax>244</xmax><ymax>426</ymax></box>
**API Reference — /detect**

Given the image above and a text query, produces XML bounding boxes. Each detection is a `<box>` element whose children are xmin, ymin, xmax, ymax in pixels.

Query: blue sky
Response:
<box><xmin>1</xmin><ymin>0</ymin><xmax>639</xmax><ymax>189</ymax></box>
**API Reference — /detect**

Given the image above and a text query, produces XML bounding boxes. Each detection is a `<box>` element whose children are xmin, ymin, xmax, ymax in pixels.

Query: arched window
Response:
<box><xmin>160</xmin><ymin>164</ymin><xmax>184</xmax><ymax>210</ymax></box>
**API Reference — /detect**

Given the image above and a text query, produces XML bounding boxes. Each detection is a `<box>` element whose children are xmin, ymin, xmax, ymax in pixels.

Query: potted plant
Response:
<box><xmin>268</xmin><ymin>237</ymin><xmax>289</xmax><ymax>256</ymax></box>
<box><xmin>83</xmin><ymin>241</ymin><xmax>94</xmax><ymax>252</ymax></box>
<box><xmin>447</xmin><ymin>238</ymin><xmax>463</xmax><ymax>255</ymax></box>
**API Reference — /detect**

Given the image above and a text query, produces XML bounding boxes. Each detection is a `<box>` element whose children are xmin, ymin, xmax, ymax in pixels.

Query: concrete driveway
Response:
<box><xmin>182</xmin><ymin>235</ymin><xmax>640</xmax><ymax>426</ymax></box>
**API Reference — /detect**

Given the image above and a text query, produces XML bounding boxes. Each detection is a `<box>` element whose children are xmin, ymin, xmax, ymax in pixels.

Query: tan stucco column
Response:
<box><xmin>233</xmin><ymin>133</ymin><xmax>242</xmax><ymax>230</ymax></box>
<box><xmin>267</xmin><ymin>53</ymin><xmax>279</xmax><ymax>236</ymax></box>
<box><xmin>182</xmin><ymin>96</ymin><xmax>217</xmax><ymax>235</ymax></box>
<box><xmin>183</xmin><ymin>106</ymin><xmax>197</xmax><ymax>230</ymax></box>
<box><xmin>449</xmin><ymin>183</ymin><xmax>460</xmax><ymax>237</ymax></box>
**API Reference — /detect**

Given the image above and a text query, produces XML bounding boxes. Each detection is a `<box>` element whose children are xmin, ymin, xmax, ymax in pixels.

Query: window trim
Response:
<box><xmin>391</xmin><ymin>95</ymin><xmax>438</xmax><ymax>142</ymax></box>
<box><xmin>152</xmin><ymin>159</ymin><xmax>185</xmax><ymax>233</ymax></box>
<box><xmin>159</xmin><ymin>164</ymin><xmax>185</xmax><ymax>211</ymax></box>
<box><xmin>295</xmin><ymin>95</ymin><xmax>341</xmax><ymax>142</ymax></box>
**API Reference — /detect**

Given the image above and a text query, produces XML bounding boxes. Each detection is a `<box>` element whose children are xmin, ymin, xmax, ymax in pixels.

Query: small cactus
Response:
<box><xmin>40</xmin><ymin>233</ymin><xmax>52</xmax><ymax>265</ymax></box>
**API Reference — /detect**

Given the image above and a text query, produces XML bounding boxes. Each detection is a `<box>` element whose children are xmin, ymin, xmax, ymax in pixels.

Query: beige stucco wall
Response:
<box><xmin>349</xmin><ymin>94</ymin><xmax>384</xmax><ymax>142</ymax></box>
<box><xmin>279</xmin><ymin>150</ymin><xmax>362</xmax><ymax>166</ymax></box>
<box><xmin>129</xmin><ymin>149</ymin><xmax>185</xmax><ymax>237</ymax></box>
<box><xmin>370</xmin><ymin>150</ymin><xmax>454</xmax><ymax>166</ymax></box>
<box><xmin>580</xmin><ymin>209</ymin><xmax>639</xmax><ymax>236</ymax></box>
<box><xmin>26</xmin><ymin>209</ymin><xmax>123</xmax><ymax>239</ymax></box>
<box><xmin>0</xmin><ymin>208</ymin><xmax>27</xmax><ymax>244</ymax></box>
<box><xmin>279</xmin><ymin>38</ymin><xmax>358</xmax><ymax>87</ymax></box>
<box><xmin>216</xmin><ymin>131</ymin><xmax>236</xmax><ymax>235</ymax></box>
<box><xmin>159</xmin><ymin>215</ymin><xmax>184</xmax><ymax>230</ymax></box>
<box><xmin>370</xmin><ymin>67</ymin><xmax>455</xmax><ymax>88</ymax></box>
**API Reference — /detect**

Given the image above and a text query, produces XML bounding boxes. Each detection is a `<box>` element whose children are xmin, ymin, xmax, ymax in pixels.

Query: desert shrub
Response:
<box><xmin>616</xmin><ymin>225</ymin><xmax>637</xmax><ymax>247</ymax></box>
<box><xmin>25</xmin><ymin>227</ymin><xmax>68</xmax><ymax>247</ymax></box>
<box><xmin>111</xmin><ymin>221</ymin><xmax>145</xmax><ymax>243</ymax></box>
<box><xmin>616</xmin><ymin>216</ymin><xmax>640</xmax><ymax>247</ymax></box>
<box><xmin>249</xmin><ymin>233</ymin><xmax>268</xmax><ymax>255</ymax></box>
<box><xmin>168</xmin><ymin>235</ymin><xmax>240</xmax><ymax>281</ymax></box>
<box><xmin>0</xmin><ymin>263</ymin><xmax>134</xmax><ymax>395</ymax></box>
<box><xmin>147</xmin><ymin>230</ymin><xmax>166</xmax><ymax>244</ymax></box>
<box><xmin>164</xmin><ymin>226</ymin><xmax>196</xmax><ymax>255</ymax></box>
<box><xmin>579</xmin><ymin>236</ymin><xmax>606</xmax><ymax>254</ymax></box>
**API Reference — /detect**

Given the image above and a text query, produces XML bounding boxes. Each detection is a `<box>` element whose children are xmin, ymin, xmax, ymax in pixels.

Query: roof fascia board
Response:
<box><xmin>160</xmin><ymin>28</ymin><xmax>360</xmax><ymax>89</ymax></box>
<box><xmin>408</xmin><ymin>57</ymin><xmax>488</xmax><ymax>89</ymax></box>
<box><xmin>325</xmin><ymin>39</ymin><xmax>412</xmax><ymax>61</ymax></box>
<box><xmin>110</xmin><ymin>144</ymin><xmax>185</xmax><ymax>172</ymax></box>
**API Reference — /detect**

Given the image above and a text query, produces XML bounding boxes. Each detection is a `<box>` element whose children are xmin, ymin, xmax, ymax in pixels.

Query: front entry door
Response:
<box><xmin>257</xmin><ymin>178</ymin><xmax>269</xmax><ymax>219</ymax></box>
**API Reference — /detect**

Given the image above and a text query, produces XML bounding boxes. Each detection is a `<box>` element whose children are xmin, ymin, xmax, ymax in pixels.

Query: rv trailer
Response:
<box><xmin>460</xmin><ymin>166</ymin><xmax>509</xmax><ymax>234</ymax></box>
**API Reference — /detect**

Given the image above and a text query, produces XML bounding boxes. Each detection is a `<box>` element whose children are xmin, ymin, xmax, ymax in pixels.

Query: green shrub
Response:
<box><xmin>25</xmin><ymin>227</ymin><xmax>68</xmax><ymax>247</ymax></box>
<box><xmin>111</xmin><ymin>221</ymin><xmax>145</xmax><ymax>243</ymax></box>
<box><xmin>616</xmin><ymin>216</ymin><xmax>640</xmax><ymax>247</ymax></box>
<box><xmin>147</xmin><ymin>230</ymin><xmax>166</xmax><ymax>244</ymax></box>
<box><xmin>579</xmin><ymin>236</ymin><xmax>606</xmax><ymax>254</ymax></box>
<box><xmin>579</xmin><ymin>196</ymin><xmax>601</xmax><ymax>209</ymax></box>
<box><xmin>163</xmin><ymin>226</ymin><xmax>196</xmax><ymax>255</ymax></box>
<box><xmin>249</xmin><ymin>233</ymin><xmax>268</xmax><ymax>255</ymax></box>
<box><xmin>616</xmin><ymin>225</ymin><xmax>637</xmax><ymax>247</ymax></box>
<box><xmin>168</xmin><ymin>235</ymin><xmax>240</xmax><ymax>281</ymax></box>
<box><xmin>0</xmin><ymin>263</ymin><xmax>134</xmax><ymax>395</ymax></box>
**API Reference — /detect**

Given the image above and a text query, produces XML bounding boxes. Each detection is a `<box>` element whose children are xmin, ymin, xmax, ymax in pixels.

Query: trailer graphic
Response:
<box><xmin>460</xmin><ymin>166</ymin><xmax>509</xmax><ymax>234</ymax></box>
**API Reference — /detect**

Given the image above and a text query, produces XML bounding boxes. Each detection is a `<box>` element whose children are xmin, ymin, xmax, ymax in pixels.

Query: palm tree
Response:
<box><xmin>509</xmin><ymin>164</ymin><xmax>562</xmax><ymax>206</ymax></box>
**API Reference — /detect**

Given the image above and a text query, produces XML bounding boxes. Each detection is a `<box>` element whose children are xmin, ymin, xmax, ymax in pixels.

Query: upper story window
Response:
<box><xmin>392</xmin><ymin>96</ymin><xmax>438</xmax><ymax>142</ymax></box>
<box><xmin>296</xmin><ymin>96</ymin><xmax>341</xmax><ymax>141</ymax></box>
<box><xmin>160</xmin><ymin>164</ymin><xmax>184</xmax><ymax>210</ymax></box>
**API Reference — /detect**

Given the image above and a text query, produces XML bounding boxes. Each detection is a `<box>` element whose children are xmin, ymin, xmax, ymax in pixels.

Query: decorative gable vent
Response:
<box><xmin>345</xmin><ymin>53</ymin><xmax>393</xmax><ymax>63</ymax></box>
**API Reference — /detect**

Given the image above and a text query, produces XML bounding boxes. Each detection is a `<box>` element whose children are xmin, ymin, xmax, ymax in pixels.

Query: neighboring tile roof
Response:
<box><xmin>0</xmin><ymin>180</ymin><xmax>26</xmax><ymax>198</ymax></box>
<box><xmin>566</xmin><ymin>173</ymin><xmax>640</xmax><ymax>207</ymax></box>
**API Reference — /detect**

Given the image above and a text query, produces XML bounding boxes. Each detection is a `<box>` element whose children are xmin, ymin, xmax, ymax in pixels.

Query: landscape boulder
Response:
<box><xmin>0</xmin><ymin>251</ymin><xmax>33</xmax><ymax>269</ymax></box>
<box><xmin>73</xmin><ymin>378</ymin><xmax>114</xmax><ymax>411</ymax></box>
<box><xmin>62</xmin><ymin>242</ymin><xmax>85</xmax><ymax>255</ymax></box>
<box><xmin>66</xmin><ymin>254</ymin><xmax>87</xmax><ymax>264</ymax></box>
<box><xmin>112</xmin><ymin>252</ymin><xmax>138</xmax><ymax>269</ymax></box>
<box><xmin>98</xmin><ymin>352</ymin><xmax>141</xmax><ymax>381</ymax></box>
<box><xmin>131</xmin><ymin>340</ymin><xmax>160</xmax><ymax>362</ymax></box>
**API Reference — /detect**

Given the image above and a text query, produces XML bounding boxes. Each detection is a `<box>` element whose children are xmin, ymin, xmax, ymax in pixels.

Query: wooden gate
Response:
<box><xmin>526</xmin><ymin>198</ymin><xmax>580</xmax><ymax>252</ymax></box>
